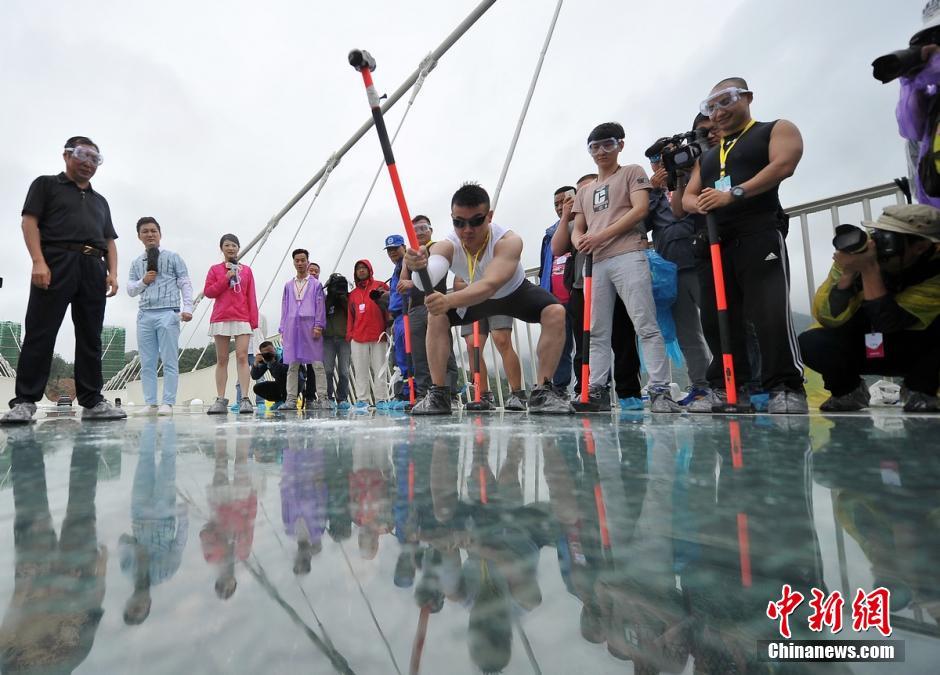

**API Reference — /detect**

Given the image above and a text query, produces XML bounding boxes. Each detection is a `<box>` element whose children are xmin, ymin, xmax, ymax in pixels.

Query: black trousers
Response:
<box><xmin>254</xmin><ymin>381</ymin><xmax>286</xmax><ymax>403</ymax></box>
<box><xmin>568</xmin><ymin>288</ymin><xmax>641</xmax><ymax>398</ymax></box>
<box><xmin>12</xmin><ymin>248</ymin><xmax>108</xmax><ymax>408</ymax></box>
<box><xmin>799</xmin><ymin>313</ymin><xmax>940</xmax><ymax>397</ymax></box>
<box><xmin>697</xmin><ymin>228</ymin><xmax>804</xmax><ymax>392</ymax></box>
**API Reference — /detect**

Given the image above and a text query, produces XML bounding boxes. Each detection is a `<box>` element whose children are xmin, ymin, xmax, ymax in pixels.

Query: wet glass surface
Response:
<box><xmin>0</xmin><ymin>410</ymin><xmax>937</xmax><ymax>674</ymax></box>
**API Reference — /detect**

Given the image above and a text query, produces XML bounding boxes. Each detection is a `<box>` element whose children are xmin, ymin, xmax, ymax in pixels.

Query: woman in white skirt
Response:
<box><xmin>203</xmin><ymin>234</ymin><xmax>259</xmax><ymax>414</ymax></box>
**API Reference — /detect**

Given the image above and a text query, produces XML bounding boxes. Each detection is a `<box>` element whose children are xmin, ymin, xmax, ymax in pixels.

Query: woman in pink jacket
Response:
<box><xmin>203</xmin><ymin>234</ymin><xmax>259</xmax><ymax>414</ymax></box>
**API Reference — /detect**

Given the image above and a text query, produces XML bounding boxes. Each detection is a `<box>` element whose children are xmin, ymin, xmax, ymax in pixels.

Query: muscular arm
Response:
<box><xmin>737</xmin><ymin>120</ymin><xmax>803</xmax><ymax>197</ymax></box>
<box><xmin>446</xmin><ymin>234</ymin><xmax>523</xmax><ymax>308</ymax></box>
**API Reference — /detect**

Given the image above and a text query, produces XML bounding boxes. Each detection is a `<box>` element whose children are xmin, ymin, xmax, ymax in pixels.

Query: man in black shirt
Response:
<box><xmin>682</xmin><ymin>78</ymin><xmax>807</xmax><ymax>414</ymax></box>
<box><xmin>2</xmin><ymin>136</ymin><xmax>125</xmax><ymax>424</ymax></box>
<box><xmin>251</xmin><ymin>341</ymin><xmax>291</xmax><ymax>407</ymax></box>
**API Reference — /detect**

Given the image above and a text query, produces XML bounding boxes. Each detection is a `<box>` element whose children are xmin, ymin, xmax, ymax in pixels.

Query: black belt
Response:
<box><xmin>44</xmin><ymin>242</ymin><xmax>107</xmax><ymax>258</ymax></box>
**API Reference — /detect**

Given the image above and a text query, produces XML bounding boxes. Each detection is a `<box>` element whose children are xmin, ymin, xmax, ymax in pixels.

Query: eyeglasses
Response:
<box><xmin>452</xmin><ymin>213</ymin><xmax>487</xmax><ymax>229</ymax></box>
<box><xmin>587</xmin><ymin>137</ymin><xmax>621</xmax><ymax>156</ymax></box>
<box><xmin>65</xmin><ymin>145</ymin><xmax>104</xmax><ymax>166</ymax></box>
<box><xmin>699</xmin><ymin>87</ymin><xmax>751</xmax><ymax>117</ymax></box>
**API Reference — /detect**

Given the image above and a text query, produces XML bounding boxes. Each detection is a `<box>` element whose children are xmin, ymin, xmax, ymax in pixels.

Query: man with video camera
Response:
<box><xmin>798</xmin><ymin>205</ymin><xmax>940</xmax><ymax>413</ymax></box>
<box><xmin>251</xmin><ymin>341</ymin><xmax>290</xmax><ymax>408</ymax></box>
<box><xmin>681</xmin><ymin>78</ymin><xmax>807</xmax><ymax>414</ymax></box>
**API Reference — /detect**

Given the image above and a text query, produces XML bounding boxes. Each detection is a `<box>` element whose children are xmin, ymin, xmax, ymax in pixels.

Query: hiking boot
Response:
<box><xmin>572</xmin><ymin>385</ymin><xmax>612</xmax><ymax>412</ymax></box>
<box><xmin>238</xmin><ymin>397</ymin><xmax>253</xmax><ymax>414</ymax></box>
<box><xmin>618</xmin><ymin>396</ymin><xmax>644</xmax><ymax>411</ymax></box>
<box><xmin>649</xmin><ymin>387</ymin><xmax>683</xmax><ymax>413</ymax></box>
<box><xmin>82</xmin><ymin>400</ymin><xmax>128</xmax><ymax>421</ymax></box>
<box><xmin>678</xmin><ymin>387</ymin><xmax>710</xmax><ymax>407</ymax></box>
<box><xmin>528</xmin><ymin>384</ymin><xmax>574</xmax><ymax>414</ymax></box>
<box><xmin>768</xmin><ymin>387</ymin><xmax>809</xmax><ymax>415</ymax></box>
<box><xmin>467</xmin><ymin>391</ymin><xmax>496</xmax><ymax>411</ymax></box>
<box><xmin>504</xmin><ymin>390</ymin><xmax>527</xmax><ymax>412</ymax></box>
<box><xmin>903</xmin><ymin>391</ymin><xmax>940</xmax><ymax>413</ymax></box>
<box><xmin>207</xmin><ymin>397</ymin><xmax>229</xmax><ymax>415</ymax></box>
<box><xmin>411</xmin><ymin>386</ymin><xmax>452</xmax><ymax>415</ymax></box>
<box><xmin>0</xmin><ymin>402</ymin><xmax>37</xmax><ymax>425</ymax></box>
<box><xmin>819</xmin><ymin>381</ymin><xmax>870</xmax><ymax>412</ymax></box>
<box><xmin>158</xmin><ymin>404</ymin><xmax>174</xmax><ymax>416</ymax></box>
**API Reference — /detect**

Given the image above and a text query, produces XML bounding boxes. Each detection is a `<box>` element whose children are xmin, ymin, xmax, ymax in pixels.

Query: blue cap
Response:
<box><xmin>384</xmin><ymin>234</ymin><xmax>405</xmax><ymax>249</ymax></box>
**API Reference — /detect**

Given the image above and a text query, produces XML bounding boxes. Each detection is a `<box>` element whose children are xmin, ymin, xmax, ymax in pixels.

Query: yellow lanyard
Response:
<box><xmin>463</xmin><ymin>231</ymin><xmax>490</xmax><ymax>283</ymax></box>
<box><xmin>718</xmin><ymin>119</ymin><xmax>756</xmax><ymax>179</ymax></box>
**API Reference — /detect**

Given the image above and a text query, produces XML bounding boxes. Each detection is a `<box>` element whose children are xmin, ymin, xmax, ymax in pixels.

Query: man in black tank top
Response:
<box><xmin>681</xmin><ymin>77</ymin><xmax>808</xmax><ymax>414</ymax></box>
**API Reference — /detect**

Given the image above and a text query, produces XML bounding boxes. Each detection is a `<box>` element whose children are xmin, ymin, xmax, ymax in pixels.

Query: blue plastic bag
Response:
<box><xmin>645</xmin><ymin>249</ymin><xmax>684</xmax><ymax>368</ymax></box>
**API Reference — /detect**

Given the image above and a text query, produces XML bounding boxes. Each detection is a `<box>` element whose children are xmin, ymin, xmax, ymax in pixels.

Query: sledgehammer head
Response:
<box><xmin>348</xmin><ymin>49</ymin><xmax>376</xmax><ymax>72</ymax></box>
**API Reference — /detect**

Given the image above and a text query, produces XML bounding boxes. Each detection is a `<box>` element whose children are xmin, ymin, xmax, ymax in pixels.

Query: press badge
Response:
<box><xmin>865</xmin><ymin>332</ymin><xmax>884</xmax><ymax>359</ymax></box>
<box><xmin>714</xmin><ymin>175</ymin><xmax>732</xmax><ymax>192</ymax></box>
<box><xmin>358</xmin><ymin>303</ymin><xmax>366</xmax><ymax>313</ymax></box>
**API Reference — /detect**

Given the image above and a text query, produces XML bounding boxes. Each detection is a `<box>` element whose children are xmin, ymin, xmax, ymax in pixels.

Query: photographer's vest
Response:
<box><xmin>700</xmin><ymin>120</ymin><xmax>787</xmax><ymax>238</ymax></box>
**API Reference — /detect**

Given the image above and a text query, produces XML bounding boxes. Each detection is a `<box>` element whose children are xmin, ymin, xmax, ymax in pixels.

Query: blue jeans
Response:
<box><xmin>551</xmin><ymin>303</ymin><xmax>575</xmax><ymax>388</ymax></box>
<box><xmin>138</xmin><ymin>309</ymin><xmax>181</xmax><ymax>405</ymax></box>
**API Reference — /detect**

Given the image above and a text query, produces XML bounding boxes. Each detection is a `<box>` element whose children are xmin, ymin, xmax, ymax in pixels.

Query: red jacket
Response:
<box><xmin>347</xmin><ymin>259</ymin><xmax>389</xmax><ymax>343</ymax></box>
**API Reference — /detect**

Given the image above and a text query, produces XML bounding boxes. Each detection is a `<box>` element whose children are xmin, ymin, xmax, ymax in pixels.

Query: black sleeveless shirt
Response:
<box><xmin>700</xmin><ymin>120</ymin><xmax>787</xmax><ymax>237</ymax></box>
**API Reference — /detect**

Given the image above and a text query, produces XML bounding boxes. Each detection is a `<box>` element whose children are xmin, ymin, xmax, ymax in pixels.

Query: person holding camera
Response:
<box><xmin>203</xmin><ymin>234</ymin><xmax>259</xmax><ymax>415</ymax></box>
<box><xmin>384</xmin><ymin>234</ymin><xmax>412</xmax><ymax>408</ymax></box>
<box><xmin>251</xmin><ymin>341</ymin><xmax>290</xmax><ymax>406</ymax></box>
<box><xmin>571</xmin><ymin>122</ymin><xmax>682</xmax><ymax>413</ymax></box>
<box><xmin>347</xmin><ymin>259</ymin><xmax>390</xmax><ymax>408</ymax></box>
<box><xmin>127</xmin><ymin>217</ymin><xmax>193</xmax><ymax>416</ymax></box>
<box><xmin>798</xmin><ymin>205</ymin><xmax>940</xmax><ymax>412</ymax></box>
<box><xmin>681</xmin><ymin>78</ymin><xmax>807</xmax><ymax>414</ymax></box>
<box><xmin>647</xmin><ymin>161</ymin><xmax>712</xmax><ymax>403</ymax></box>
<box><xmin>2</xmin><ymin>136</ymin><xmax>126</xmax><ymax>424</ymax></box>
<box><xmin>323</xmin><ymin>273</ymin><xmax>352</xmax><ymax>408</ymax></box>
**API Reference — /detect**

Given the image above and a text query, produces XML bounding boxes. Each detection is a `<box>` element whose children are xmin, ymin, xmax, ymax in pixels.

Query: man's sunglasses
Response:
<box><xmin>452</xmin><ymin>214</ymin><xmax>487</xmax><ymax>229</ymax></box>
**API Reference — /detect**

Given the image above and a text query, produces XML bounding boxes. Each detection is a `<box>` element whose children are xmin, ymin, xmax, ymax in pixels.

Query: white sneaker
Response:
<box><xmin>137</xmin><ymin>405</ymin><xmax>159</xmax><ymax>416</ymax></box>
<box><xmin>158</xmin><ymin>404</ymin><xmax>173</xmax><ymax>416</ymax></box>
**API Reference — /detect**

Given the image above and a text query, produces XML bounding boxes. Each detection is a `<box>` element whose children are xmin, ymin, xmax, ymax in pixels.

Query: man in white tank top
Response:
<box><xmin>405</xmin><ymin>183</ymin><xmax>573</xmax><ymax>414</ymax></box>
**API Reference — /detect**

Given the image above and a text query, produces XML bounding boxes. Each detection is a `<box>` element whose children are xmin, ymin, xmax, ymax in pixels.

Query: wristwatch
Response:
<box><xmin>731</xmin><ymin>185</ymin><xmax>747</xmax><ymax>201</ymax></box>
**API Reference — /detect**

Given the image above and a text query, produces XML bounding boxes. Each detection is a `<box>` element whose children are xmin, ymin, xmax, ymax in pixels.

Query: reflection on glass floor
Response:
<box><xmin>0</xmin><ymin>410</ymin><xmax>937</xmax><ymax>674</ymax></box>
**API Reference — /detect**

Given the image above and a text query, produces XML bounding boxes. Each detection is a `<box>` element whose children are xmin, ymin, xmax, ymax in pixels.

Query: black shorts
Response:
<box><xmin>446</xmin><ymin>279</ymin><xmax>559</xmax><ymax>327</ymax></box>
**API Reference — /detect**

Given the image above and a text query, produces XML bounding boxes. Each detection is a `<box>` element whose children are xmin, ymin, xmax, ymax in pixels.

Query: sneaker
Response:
<box><xmin>304</xmin><ymin>398</ymin><xmax>322</xmax><ymax>411</ymax></box>
<box><xmin>158</xmin><ymin>404</ymin><xmax>173</xmax><ymax>416</ymax></box>
<box><xmin>618</xmin><ymin>397</ymin><xmax>644</xmax><ymax>411</ymax></box>
<box><xmin>0</xmin><ymin>402</ymin><xmax>37</xmax><ymax>425</ymax></box>
<box><xmin>338</xmin><ymin>401</ymin><xmax>352</xmax><ymax>411</ymax></box>
<box><xmin>466</xmin><ymin>391</ymin><xmax>496</xmax><ymax>411</ymax></box>
<box><xmin>411</xmin><ymin>386</ymin><xmax>452</xmax><ymax>415</ymax></box>
<box><xmin>82</xmin><ymin>400</ymin><xmax>128</xmax><ymax>421</ymax></box>
<box><xmin>504</xmin><ymin>391</ymin><xmax>527</xmax><ymax>412</ymax></box>
<box><xmin>137</xmin><ymin>404</ymin><xmax>159</xmax><ymax>416</ymax></box>
<box><xmin>207</xmin><ymin>397</ymin><xmax>229</xmax><ymax>415</ymax></box>
<box><xmin>528</xmin><ymin>384</ymin><xmax>574</xmax><ymax>414</ymax></box>
<box><xmin>282</xmin><ymin>398</ymin><xmax>298</xmax><ymax>411</ymax></box>
<box><xmin>678</xmin><ymin>387</ymin><xmax>710</xmax><ymax>407</ymax></box>
<box><xmin>649</xmin><ymin>387</ymin><xmax>683</xmax><ymax>413</ymax></box>
<box><xmin>270</xmin><ymin>401</ymin><xmax>284</xmax><ymax>411</ymax></box>
<box><xmin>238</xmin><ymin>397</ymin><xmax>253</xmax><ymax>414</ymax></box>
<box><xmin>819</xmin><ymin>382</ymin><xmax>870</xmax><ymax>412</ymax></box>
<box><xmin>903</xmin><ymin>391</ymin><xmax>940</xmax><ymax>413</ymax></box>
<box><xmin>767</xmin><ymin>387</ymin><xmax>809</xmax><ymax>415</ymax></box>
<box><xmin>687</xmin><ymin>389</ymin><xmax>723</xmax><ymax>413</ymax></box>
<box><xmin>572</xmin><ymin>385</ymin><xmax>612</xmax><ymax>412</ymax></box>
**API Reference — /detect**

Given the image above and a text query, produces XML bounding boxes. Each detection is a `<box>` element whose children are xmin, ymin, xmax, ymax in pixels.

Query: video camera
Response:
<box><xmin>325</xmin><ymin>273</ymin><xmax>349</xmax><ymax>297</ymax></box>
<box><xmin>645</xmin><ymin>128</ymin><xmax>710</xmax><ymax>191</ymax></box>
<box><xmin>832</xmin><ymin>224</ymin><xmax>905</xmax><ymax>260</ymax></box>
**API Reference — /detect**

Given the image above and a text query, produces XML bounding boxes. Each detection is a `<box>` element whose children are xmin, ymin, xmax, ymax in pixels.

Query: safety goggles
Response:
<box><xmin>452</xmin><ymin>213</ymin><xmax>487</xmax><ymax>229</ymax></box>
<box><xmin>414</xmin><ymin>223</ymin><xmax>431</xmax><ymax>234</ymax></box>
<box><xmin>587</xmin><ymin>137</ymin><xmax>621</xmax><ymax>156</ymax></box>
<box><xmin>65</xmin><ymin>145</ymin><xmax>104</xmax><ymax>166</ymax></box>
<box><xmin>699</xmin><ymin>87</ymin><xmax>751</xmax><ymax>117</ymax></box>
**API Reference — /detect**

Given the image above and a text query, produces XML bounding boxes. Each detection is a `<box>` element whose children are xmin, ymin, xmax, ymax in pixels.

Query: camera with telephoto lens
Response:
<box><xmin>645</xmin><ymin>128</ymin><xmax>711</xmax><ymax>191</ymax></box>
<box><xmin>872</xmin><ymin>27</ymin><xmax>940</xmax><ymax>83</ymax></box>
<box><xmin>832</xmin><ymin>224</ymin><xmax>904</xmax><ymax>260</ymax></box>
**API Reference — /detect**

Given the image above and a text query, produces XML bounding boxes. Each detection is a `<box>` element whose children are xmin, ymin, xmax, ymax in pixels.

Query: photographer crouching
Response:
<box><xmin>798</xmin><ymin>205</ymin><xmax>940</xmax><ymax>413</ymax></box>
<box><xmin>251</xmin><ymin>341</ymin><xmax>290</xmax><ymax>409</ymax></box>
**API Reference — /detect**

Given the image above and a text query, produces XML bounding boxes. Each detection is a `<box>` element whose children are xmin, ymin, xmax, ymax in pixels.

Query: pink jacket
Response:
<box><xmin>204</xmin><ymin>262</ymin><xmax>259</xmax><ymax>329</ymax></box>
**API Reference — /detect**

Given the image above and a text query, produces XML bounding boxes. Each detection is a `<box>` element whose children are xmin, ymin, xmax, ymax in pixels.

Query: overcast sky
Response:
<box><xmin>0</xmin><ymin>0</ymin><xmax>924</xmax><ymax>359</ymax></box>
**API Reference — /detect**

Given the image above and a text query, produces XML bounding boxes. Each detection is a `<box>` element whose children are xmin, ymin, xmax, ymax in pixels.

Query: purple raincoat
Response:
<box><xmin>897</xmin><ymin>52</ymin><xmax>940</xmax><ymax>208</ymax></box>
<box><xmin>279</xmin><ymin>275</ymin><xmax>326</xmax><ymax>364</ymax></box>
